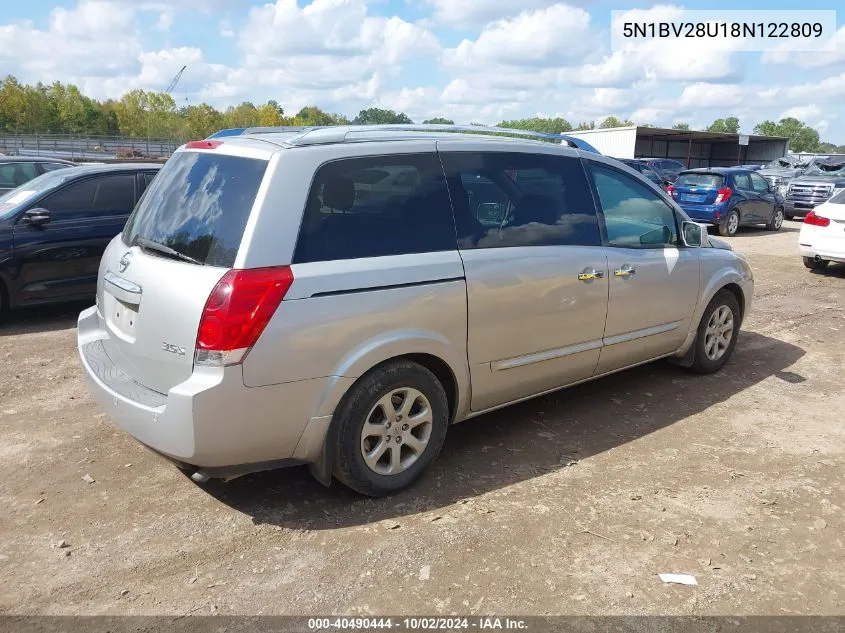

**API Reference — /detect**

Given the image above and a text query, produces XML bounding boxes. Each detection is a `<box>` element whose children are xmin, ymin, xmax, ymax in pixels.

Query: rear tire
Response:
<box><xmin>803</xmin><ymin>256</ymin><xmax>829</xmax><ymax>271</ymax></box>
<box><xmin>332</xmin><ymin>359</ymin><xmax>449</xmax><ymax>497</ymax></box>
<box><xmin>766</xmin><ymin>207</ymin><xmax>784</xmax><ymax>231</ymax></box>
<box><xmin>718</xmin><ymin>210</ymin><xmax>740</xmax><ymax>237</ymax></box>
<box><xmin>689</xmin><ymin>290</ymin><xmax>741</xmax><ymax>374</ymax></box>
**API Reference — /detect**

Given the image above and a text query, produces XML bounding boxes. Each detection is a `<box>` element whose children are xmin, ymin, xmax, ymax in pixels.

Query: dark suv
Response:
<box><xmin>0</xmin><ymin>163</ymin><xmax>160</xmax><ymax>314</ymax></box>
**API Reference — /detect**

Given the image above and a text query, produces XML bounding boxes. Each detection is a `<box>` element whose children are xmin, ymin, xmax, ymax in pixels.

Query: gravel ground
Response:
<box><xmin>1</xmin><ymin>220</ymin><xmax>843</xmax><ymax>616</ymax></box>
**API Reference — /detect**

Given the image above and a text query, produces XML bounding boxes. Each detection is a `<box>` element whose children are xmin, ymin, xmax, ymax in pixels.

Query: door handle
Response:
<box><xmin>614</xmin><ymin>265</ymin><xmax>637</xmax><ymax>278</ymax></box>
<box><xmin>578</xmin><ymin>270</ymin><xmax>605</xmax><ymax>281</ymax></box>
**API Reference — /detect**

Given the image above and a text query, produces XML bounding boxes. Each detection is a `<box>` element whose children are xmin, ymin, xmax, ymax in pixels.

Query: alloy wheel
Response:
<box><xmin>360</xmin><ymin>388</ymin><xmax>433</xmax><ymax>476</ymax></box>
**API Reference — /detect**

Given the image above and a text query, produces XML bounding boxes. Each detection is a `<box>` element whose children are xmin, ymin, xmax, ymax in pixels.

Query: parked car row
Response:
<box><xmin>0</xmin><ymin>163</ymin><xmax>160</xmax><ymax>314</ymax></box>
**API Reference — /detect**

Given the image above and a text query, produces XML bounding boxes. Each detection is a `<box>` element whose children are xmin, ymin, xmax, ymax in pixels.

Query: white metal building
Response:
<box><xmin>566</xmin><ymin>126</ymin><xmax>789</xmax><ymax>168</ymax></box>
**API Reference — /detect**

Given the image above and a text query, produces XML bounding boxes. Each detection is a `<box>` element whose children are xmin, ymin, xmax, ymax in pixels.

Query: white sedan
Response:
<box><xmin>799</xmin><ymin>188</ymin><xmax>845</xmax><ymax>270</ymax></box>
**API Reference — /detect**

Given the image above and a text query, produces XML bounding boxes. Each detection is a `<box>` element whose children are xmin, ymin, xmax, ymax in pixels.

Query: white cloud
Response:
<box><xmin>428</xmin><ymin>0</ymin><xmax>562</xmax><ymax>28</ymax></box>
<box><xmin>780</xmin><ymin>105</ymin><xmax>822</xmax><ymax>121</ymax></box>
<box><xmin>0</xmin><ymin>1</ymin><xmax>141</xmax><ymax>79</ymax></box>
<box><xmin>156</xmin><ymin>11</ymin><xmax>175</xmax><ymax>32</ymax></box>
<box><xmin>761</xmin><ymin>25</ymin><xmax>845</xmax><ymax>69</ymax></box>
<box><xmin>677</xmin><ymin>83</ymin><xmax>744</xmax><ymax>109</ymax></box>
<box><xmin>444</xmin><ymin>5</ymin><xmax>593</xmax><ymax>71</ymax></box>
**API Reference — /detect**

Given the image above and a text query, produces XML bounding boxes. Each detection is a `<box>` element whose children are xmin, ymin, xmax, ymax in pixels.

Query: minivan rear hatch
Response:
<box><xmin>98</xmin><ymin>147</ymin><xmax>271</xmax><ymax>394</ymax></box>
<box><xmin>673</xmin><ymin>172</ymin><xmax>724</xmax><ymax>205</ymax></box>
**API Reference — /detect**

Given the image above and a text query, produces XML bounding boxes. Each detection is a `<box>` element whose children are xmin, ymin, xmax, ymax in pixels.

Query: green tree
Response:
<box><xmin>256</xmin><ymin>102</ymin><xmax>285</xmax><ymax>127</ymax></box>
<box><xmin>497</xmin><ymin>117</ymin><xmax>572</xmax><ymax>134</ymax></box>
<box><xmin>706</xmin><ymin>117</ymin><xmax>740</xmax><ymax>133</ymax></box>
<box><xmin>295</xmin><ymin>106</ymin><xmax>348</xmax><ymax>126</ymax></box>
<box><xmin>183</xmin><ymin>103</ymin><xmax>224</xmax><ymax>139</ymax></box>
<box><xmin>223</xmin><ymin>102</ymin><xmax>261</xmax><ymax>128</ymax></box>
<box><xmin>114</xmin><ymin>89</ymin><xmax>149</xmax><ymax>138</ymax></box>
<box><xmin>575</xmin><ymin>121</ymin><xmax>596</xmax><ymax>131</ymax></box>
<box><xmin>423</xmin><ymin>117</ymin><xmax>455</xmax><ymax>125</ymax></box>
<box><xmin>599</xmin><ymin>116</ymin><xmax>634</xmax><ymax>129</ymax></box>
<box><xmin>353</xmin><ymin>108</ymin><xmax>413</xmax><ymax>125</ymax></box>
<box><xmin>672</xmin><ymin>122</ymin><xmax>690</xmax><ymax>130</ymax></box>
<box><xmin>753</xmin><ymin>117</ymin><xmax>820</xmax><ymax>153</ymax></box>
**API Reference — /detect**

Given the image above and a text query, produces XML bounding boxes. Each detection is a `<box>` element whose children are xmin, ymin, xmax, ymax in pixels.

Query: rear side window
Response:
<box><xmin>676</xmin><ymin>173</ymin><xmax>724</xmax><ymax>187</ymax></box>
<box><xmin>38</xmin><ymin>175</ymin><xmax>133</xmax><ymax>220</ymax></box>
<box><xmin>293</xmin><ymin>154</ymin><xmax>456</xmax><ymax>263</ymax></box>
<box><xmin>92</xmin><ymin>174</ymin><xmax>135</xmax><ymax>214</ymax></box>
<box><xmin>0</xmin><ymin>162</ymin><xmax>38</xmax><ymax>188</ymax></box>
<box><xmin>123</xmin><ymin>152</ymin><xmax>268</xmax><ymax>267</ymax></box>
<box><xmin>40</xmin><ymin>163</ymin><xmax>71</xmax><ymax>173</ymax></box>
<box><xmin>733</xmin><ymin>173</ymin><xmax>752</xmax><ymax>190</ymax></box>
<box><xmin>440</xmin><ymin>152</ymin><xmax>601</xmax><ymax>249</ymax></box>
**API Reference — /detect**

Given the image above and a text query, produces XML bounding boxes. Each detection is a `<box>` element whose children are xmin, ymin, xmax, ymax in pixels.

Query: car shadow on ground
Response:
<box><xmin>0</xmin><ymin>301</ymin><xmax>87</xmax><ymax>336</ymax></box>
<box><xmin>740</xmin><ymin>225</ymin><xmax>800</xmax><ymax>236</ymax></box>
<box><xmin>205</xmin><ymin>331</ymin><xmax>805</xmax><ymax>530</ymax></box>
<box><xmin>707</xmin><ymin>226</ymin><xmax>800</xmax><ymax>238</ymax></box>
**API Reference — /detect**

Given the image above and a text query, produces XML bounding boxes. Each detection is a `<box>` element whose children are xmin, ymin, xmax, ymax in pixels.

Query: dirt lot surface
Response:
<box><xmin>1</xmin><ymin>220</ymin><xmax>844</xmax><ymax>617</ymax></box>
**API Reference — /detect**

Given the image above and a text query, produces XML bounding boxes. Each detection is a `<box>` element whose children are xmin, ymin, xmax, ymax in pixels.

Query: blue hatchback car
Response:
<box><xmin>669</xmin><ymin>168</ymin><xmax>785</xmax><ymax>237</ymax></box>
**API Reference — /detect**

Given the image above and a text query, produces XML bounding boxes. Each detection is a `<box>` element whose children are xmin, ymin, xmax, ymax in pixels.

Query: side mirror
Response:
<box><xmin>22</xmin><ymin>208</ymin><xmax>51</xmax><ymax>226</ymax></box>
<box><xmin>682</xmin><ymin>221</ymin><xmax>709</xmax><ymax>248</ymax></box>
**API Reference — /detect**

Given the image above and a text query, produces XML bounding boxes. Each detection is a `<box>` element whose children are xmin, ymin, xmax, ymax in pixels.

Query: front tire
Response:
<box><xmin>803</xmin><ymin>256</ymin><xmax>829</xmax><ymax>271</ymax></box>
<box><xmin>766</xmin><ymin>207</ymin><xmax>784</xmax><ymax>231</ymax></box>
<box><xmin>332</xmin><ymin>360</ymin><xmax>449</xmax><ymax>497</ymax></box>
<box><xmin>718</xmin><ymin>210</ymin><xmax>740</xmax><ymax>237</ymax></box>
<box><xmin>689</xmin><ymin>290</ymin><xmax>741</xmax><ymax>374</ymax></box>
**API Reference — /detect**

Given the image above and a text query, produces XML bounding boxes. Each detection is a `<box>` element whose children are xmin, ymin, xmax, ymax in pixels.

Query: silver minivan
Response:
<box><xmin>78</xmin><ymin>126</ymin><xmax>754</xmax><ymax>496</ymax></box>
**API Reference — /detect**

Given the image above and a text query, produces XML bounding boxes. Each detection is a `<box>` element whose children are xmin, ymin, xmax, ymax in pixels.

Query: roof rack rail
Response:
<box><xmin>205</xmin><ymin>124</ymin><xmax>601</xmax><ymax>153</ymax></box>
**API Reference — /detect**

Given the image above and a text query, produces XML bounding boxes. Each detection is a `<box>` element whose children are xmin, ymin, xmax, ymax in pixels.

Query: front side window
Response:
<box><xmin>590</xmin><ymin>163</ymin><xmax>678</xmax><ymax>248</ymax></box>
<box><xmin>0</xmin><ymin>162</ymin><xmax>38</xmax><ymax>189</ymax></box>
<box><xmin>293</xmin><ymin>154</ymin><xmax>456</xmax><ymax>263</ymax></box>
<box><xmin>440</xmin><ymin>152</ymin><xmax>601</xmax><ymax>249</ymax></box>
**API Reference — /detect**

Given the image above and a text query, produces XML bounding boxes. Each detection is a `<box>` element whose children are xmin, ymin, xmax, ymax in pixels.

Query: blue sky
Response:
<box><xmin>1</xmin><ymin>0</ymin><xmax>843</xmax><ymax>142</ymax></box>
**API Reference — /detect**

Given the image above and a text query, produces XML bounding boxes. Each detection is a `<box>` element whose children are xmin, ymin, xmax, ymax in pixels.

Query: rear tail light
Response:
<box><xmin>803</xmin><ymin>210</ymin><xmax>830</xmax><ymax>227</ymax></box>
<box><xmin>195</xmin><ymin>266</ymin><xmax>294</xmax><ymax>367</ymax></box>
<box><xmin>666</xmin><ymin>184</ymin><xmax>675</xmax><ymax>195</ymax></box>
<box><xmin>714</xmin><ymin>187</ymin><xmax>733</xmax><ymax>204</ymax></box>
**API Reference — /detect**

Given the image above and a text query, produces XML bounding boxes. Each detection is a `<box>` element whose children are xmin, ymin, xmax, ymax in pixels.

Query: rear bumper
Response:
<box><xmin>785</xmin><ymin>201</ymin><xmax>818</xmax><ymax>214</ymax></box>
<box><xmin>798</xmin><ymin>225</ymin><xmax>845</xmax><ymax>263</ymax></box>
<box><xmin>799</xmin><ymin>245</ymin><xmax>845</xmax><ymax>263</ymax></box>
<box><xmin>677</xmin><ymin>203</ymin><xmax>724</xmax><ymax>224</ymax></box>
<box><xmin>77</xmin><ymin>306</ymin><xmax>335</xmax><ymax>471</ymax></box>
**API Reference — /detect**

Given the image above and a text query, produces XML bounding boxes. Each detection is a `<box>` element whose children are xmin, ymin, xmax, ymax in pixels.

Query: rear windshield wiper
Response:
<box><xmin>133</xmin><ymin>236</ymin><xmax>202</xmax><ymax>265</ymax></box>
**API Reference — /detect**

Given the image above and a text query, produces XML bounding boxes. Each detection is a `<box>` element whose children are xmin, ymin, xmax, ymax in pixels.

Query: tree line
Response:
<box><xmin>1</xmin><ymin>75</ymin><xmax>842</xmax><ymax>154</ymax></box>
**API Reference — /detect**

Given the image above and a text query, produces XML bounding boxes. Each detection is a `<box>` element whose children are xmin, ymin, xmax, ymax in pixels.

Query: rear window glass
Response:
<box><xmin>122</xmin><ymin>152</ymin><xmax>268</xmax><ymax>267</ymax></box>
<box><xmin>293</xmin><ymin>154</ymin><xmax>456</xmax><ymax>263</ymax></box>
<box><xmin>676</xmin><ymin>173</ymin><xmax>724</xmax><ymax>187</ymax></box>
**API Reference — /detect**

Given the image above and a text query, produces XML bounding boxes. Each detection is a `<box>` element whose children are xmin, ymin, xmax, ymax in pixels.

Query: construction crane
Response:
<box><xmin>164</xmin><ymin>65</ymin><xmax>187</xmax><ymax>95</ymax></box>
